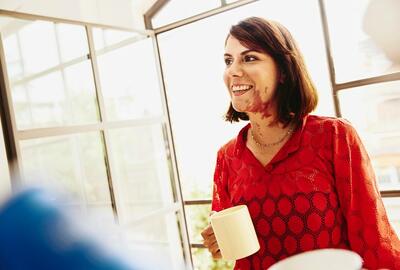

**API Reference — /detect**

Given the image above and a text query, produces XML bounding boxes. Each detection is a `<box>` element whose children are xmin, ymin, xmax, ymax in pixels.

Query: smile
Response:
<box><xmin>231</xmin><ymin>84</ymin><xmax>253</xmax><ymax>96</ymax></box>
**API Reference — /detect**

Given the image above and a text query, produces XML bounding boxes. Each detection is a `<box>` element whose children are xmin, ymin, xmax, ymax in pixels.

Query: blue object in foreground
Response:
<box><xmin>0</xmin><ymin>188</ymin><xmax>137</xmax><ymax>270</ymax></box>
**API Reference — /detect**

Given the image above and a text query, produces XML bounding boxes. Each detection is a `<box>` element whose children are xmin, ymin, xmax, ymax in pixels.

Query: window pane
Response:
<box><xmin>9</xmin><ymin>61</ymin><xmax>99</xmax><ymax>129</ymax></box>
<box><xmin>108</xmin><ymin>124</ymin><xmax>175</xmax><ymax>220</ymax></box>
<box><xmin>383</xmin><ymin>197</ymin><xmax>400</xmax><ymax>236</ymax></box>
<box><xmin>96</xmin><ymin>38</ymin><xmax>163</xmax><ymax>121</ymax></box>
<box><xmin>20</xmin><ymin>132</ymin><xmax>111</xmax><ymax>206</ymax></box>
<box><xmin>158</xmin><ymin>0</ymin><xmax>333</xmax><ymax>200</ymax></box>
<box><xmin>123</xmin><ymin>212</ymin><xmax>186</xmax><ymax>270</ymax></box>
<box><xmin>152</xmin><ymin>0</ymin><xmax>221</xmax><ymax>28</ymax></box>
<box><xmin>7</xmin><ymin>20</ymin><xmax>59</xmax><ymax>78</ymax></box>
<box><xmin>56</xmin><ymin>23</ymin><xmax>89</xmax><ymax>62</ymax></box>
<box><xmin>2</xmin><ymin>34</ymin><xmax>23</xmax><ymax>80</ymax></box>
<box><xmin>2</xmin><ymin>18</ymin><xmax>99</xmax><ymax>130</ymax></box>
<box><xmin>92</xmin><ymin>28</ymin><xmax>141</xmax><ymax>51</ymax></box>
<box><xmin>185</xmin><ymin>204</ymin><xmax>211</xmax><ymax>243</ymax></box>
<box><xmin>2</xmin><ymin>19</ymin><xmax>89</xmax><ymax>80</ymax></box>
<box><xmin>338</xmin><ymin>81</ymin><xmax>400</xmax><ymax>190</ymax></box>
<box><xmin>324</xmin><ymin>0</ymin><xmax>400</xmax><ymax>82</ymax></box>
<box><xmin>191</xmin><ymin>247</ymin><xmax>234</xmax><ymax>270</ymax></box>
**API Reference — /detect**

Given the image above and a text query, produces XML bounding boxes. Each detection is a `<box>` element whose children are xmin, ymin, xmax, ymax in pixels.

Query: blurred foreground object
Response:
<box><xmin>0</xmin><ymin>188</ymin><xmax>144</xmax><ymax>270</ymax></box>
<box><xmin>267</xmin><ymin>249</ymin><xmax>362</xmax><ymax>270</ymax></box>
<box><xmin>363</xmin><ymin>0</ymin><xmax>400</xmax><ymax>65</ymax></box>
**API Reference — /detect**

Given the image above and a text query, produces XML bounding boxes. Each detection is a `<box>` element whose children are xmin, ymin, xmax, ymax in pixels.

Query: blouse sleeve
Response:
<box><xmin>332</xmin><ymin>119</ymin><xmax>400</xmax><ymax>269</ymax></box>
<box><xmin>211</xmin><ymin>149</ymin><xmax>232</xmax><ymax>212</ymax></box>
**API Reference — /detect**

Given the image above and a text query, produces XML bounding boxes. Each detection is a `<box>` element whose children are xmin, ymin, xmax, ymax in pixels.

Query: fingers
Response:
<box><xmin>202</xmin><ymin>234</ymin><xmax>217</xmax><ymax>250</ymax></box>
<box><xmin>201</xmin><ymin>226</ymin><xmax>217</xmax><ymax>250</ymax></box>
<box><xmin>200</xmin><ymin>224</ymin><xmax>214</xmax><ymax>238</ymax></box>
<box><xmin>204</xmin><ymin>237</ymin><xmax>221</xmax><ymax>259</ymax></box>
<box><xmin>211</xmin><ymin>249</ymin><xmax>222</xmax><ymax>259</ymax></box>
<box><xmin>201</xmin><ymin>222</ymin><xmax>222</xmax><ymax>259</ymax></box>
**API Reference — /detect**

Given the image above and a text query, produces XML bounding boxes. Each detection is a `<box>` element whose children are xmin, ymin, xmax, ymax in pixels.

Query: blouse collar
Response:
<box><xmin>233</xmin><ymin>115</ymin><xmax>310</xmax><ymax>162</ymax></box>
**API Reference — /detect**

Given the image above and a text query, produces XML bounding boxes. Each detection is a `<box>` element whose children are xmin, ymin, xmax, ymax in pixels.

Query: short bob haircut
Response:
<box><xmin>225</xmin><ymin>17</ymin><xmax>318</xmax><ymax>126</ymax></box>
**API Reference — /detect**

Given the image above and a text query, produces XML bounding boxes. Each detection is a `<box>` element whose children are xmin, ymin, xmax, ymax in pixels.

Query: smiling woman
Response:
<box><xmin>201</xmin><ymin>17</ymin><xmax>400</xmax><ymax>270</ymax></box>
<box><xmin>223</xmin><ymin>18</ymin><xmax>318</xmax><ymax>128</ymax></box>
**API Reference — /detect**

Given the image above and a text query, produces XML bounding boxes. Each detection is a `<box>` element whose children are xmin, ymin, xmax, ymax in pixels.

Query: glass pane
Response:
<box><xmin>56</xmin><ymin>23</ymin><xmax>89</xmax><ymax>62</ymax></box>
<box><xmin>19</xmin><ymin>132</ymin><xmax>112</xmax><ymax>206</ymax></box>
<box><xmin>185</xmin><ymin>204</ymin><xmax>211</xmax><ymax>244</ymax></box>
<box><xmin>191</xmin><ymin>247</ymin><xmax>234</xmax><ymax>270</ymax></box>
<box><xmin>2</xmin><ymin>34</ymin><xmax>23</xmax><ymax>80</ymax></box>
<box><xmin>9</xmin><ymin>61</ymin><xmax>99</xmax><ymax>129</ymax></box>
<box><xmin>382</xmin><ymin>197</ymin><xmax>400</xmax><ymax>236</ymax></box>
<box><xmin>96</xmin><ymin>38</ymin><xmax>163</xmax><ymax>121</ymax></box>
<box><xmin>152</xmin><ymin>0</ymin><xmax>221</xmax><ymax>28</ymax></box>
<box><xmin>108</xmin><ymin>124</ymin><xmax>174</xmax><ymax>220</ymax></box>
<box><xmin>157</xmin><ymin>0</ymin><xmax>333</xmax><ymax>200</ymax></box>
<box><xmin>0</xmin><ymin>18</ymin><xmax>89</xmax><ymax>76</ymax></box>
<box><xmin>2</xmin><ymin>17</ymin><xmax>99</xmax><ymax>130</ymax></box>
<box><xmin>325</xmin><ymin>0</ymin><xmax>400</xmax><ymax>82</ymax></box>
<box><xmin>2</xmin><ymin>19</ymin><xmax>88</xmax><ymax>80</ymax></box>
<box><xmin>6</xmin><ymin>20</ymin><xmax>59</xmax><ymax>78</ymax></box>
<box><xmin>123</xmin><ymin>212</ymin><xmax>186</xmax><ymax>270</ymax></box>
<box><xmin>338</xmin><ymin>81</ymin><xmax>400</xmax><ymax>190</ymax></box>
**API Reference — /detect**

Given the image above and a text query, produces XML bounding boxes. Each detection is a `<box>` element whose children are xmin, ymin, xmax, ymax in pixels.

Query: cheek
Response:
<box><xmin>248</xmin><ymin>94</ymin><xmax>263</xmax><ymax>111</ymax></box>
<box><xmin>248</xmin><ymin>89</ymin><xmax>272</xmax><ymax>119</ymax></box>
<box><xmin>223</xmin><ymin>73</ymin><xmax>232</xmax><ymax>96</ymax></box>
<box><xmin>223</xmin><ymin>71</ymin><xmax>229</xmax><ymax>86</ymax></box>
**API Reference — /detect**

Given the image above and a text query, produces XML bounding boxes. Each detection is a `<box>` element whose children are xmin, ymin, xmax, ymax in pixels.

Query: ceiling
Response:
<box><xmin>0</xmin><ymin>0</ymin><xmax>159</xmax><ymax>32</ymax></box>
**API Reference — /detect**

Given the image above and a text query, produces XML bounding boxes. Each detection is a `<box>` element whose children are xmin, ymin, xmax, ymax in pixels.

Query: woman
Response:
<box><xmin>201</xmin><ymin>17</ymin><xmax>400</xmax><ymax>270</ymax></box>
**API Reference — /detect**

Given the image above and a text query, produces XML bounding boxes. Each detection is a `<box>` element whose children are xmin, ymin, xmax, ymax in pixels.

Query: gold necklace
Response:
<box><xmin>250</xmin><ymin>125</ymin><xmax>294</xmax><ymax>148</ymax></box>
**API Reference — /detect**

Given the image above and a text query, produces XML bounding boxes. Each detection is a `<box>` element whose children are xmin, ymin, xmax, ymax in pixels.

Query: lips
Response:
<box><xmin>231</xmin><ymin>84</ymin><xmax>253</xmax><ymax>96</ymax></box>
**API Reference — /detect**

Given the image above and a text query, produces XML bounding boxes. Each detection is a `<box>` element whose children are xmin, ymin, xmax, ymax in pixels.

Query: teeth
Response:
<box><xmin>232</xmin><ymin>85</ymin><xmax>253</xmax><ymax>91</ymax></box>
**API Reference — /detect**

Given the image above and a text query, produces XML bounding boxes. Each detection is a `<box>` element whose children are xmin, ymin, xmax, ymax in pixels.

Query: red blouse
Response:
<box><xmin>211</xmin><ymin>115</ymin><xmax>400</xmax><ymax>270</ymax></box>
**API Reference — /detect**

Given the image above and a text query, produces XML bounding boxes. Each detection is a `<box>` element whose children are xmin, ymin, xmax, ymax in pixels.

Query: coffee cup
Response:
<box><xmin>210</xmin><ymin>205</ymin><xmax>260</xmax><ymax>260</ymax></box>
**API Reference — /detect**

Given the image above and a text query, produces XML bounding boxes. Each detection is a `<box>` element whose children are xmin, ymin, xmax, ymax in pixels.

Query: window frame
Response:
<box><xmin>0</xmin><ymin>9</ymin><xmax>192</xmax><ymax>269</ymax></box>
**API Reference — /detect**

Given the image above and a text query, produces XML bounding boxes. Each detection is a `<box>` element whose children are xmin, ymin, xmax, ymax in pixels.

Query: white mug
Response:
<box><xmin>210</xmin><ymin>205</ymin><xmax>260</xmax><ymax>260</ymax></box>
<box><xmin>268</xmin><ymin>248</ymin><xmax>363</xmax><ymax>270</ymax></box>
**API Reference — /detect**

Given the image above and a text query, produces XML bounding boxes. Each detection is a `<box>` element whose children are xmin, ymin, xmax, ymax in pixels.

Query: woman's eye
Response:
<box><xmin>244</xmin><ymin>55</ymin><xmax>257</xmax><ymax>62</ymax></box>
<box><xmin>224</xmin><ymin>58</ymin><xmax>233</xmax><ymax>66</ymax></box>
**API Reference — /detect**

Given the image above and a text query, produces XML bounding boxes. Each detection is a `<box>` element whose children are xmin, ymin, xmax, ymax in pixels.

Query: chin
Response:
<box><xmin>231</xmin><ymin>103</ymin><xmax>247</xmax><ymax>113</ymax></box>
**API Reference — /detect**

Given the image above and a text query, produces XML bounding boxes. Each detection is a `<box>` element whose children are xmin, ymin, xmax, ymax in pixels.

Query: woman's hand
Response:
<box><xmin>200</xmin><ymin>212</ymin><xmax>221</xmax><ymax>259</ymax></box>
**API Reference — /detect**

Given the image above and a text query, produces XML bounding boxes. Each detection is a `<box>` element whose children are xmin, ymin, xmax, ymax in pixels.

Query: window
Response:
<box><xmin>324</xmin><ymin>0</ymin><xmax>400</xmax><ymax>82</ymax></box>
<box><xmin>338</xmin><ymin>81</ymin><xmax>400</xmax><ymax>190</ymax></box>
<box><xmin>0</xmin><ymin>16</ymin><xmax>188</xmax><ymax>269</ymax></box>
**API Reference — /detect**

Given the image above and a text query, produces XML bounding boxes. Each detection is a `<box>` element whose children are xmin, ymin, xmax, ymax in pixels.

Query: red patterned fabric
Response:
<box><xmin>212</xmin><ymin>115</ymin><xmax>400</xmax><ymax>270</ymax></box>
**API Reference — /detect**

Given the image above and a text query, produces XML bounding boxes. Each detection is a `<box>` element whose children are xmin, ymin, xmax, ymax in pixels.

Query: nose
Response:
<box><xmin>227</xmin><ymin>61</ymin><xmax>243</xmax><ymax>77</ymax></box>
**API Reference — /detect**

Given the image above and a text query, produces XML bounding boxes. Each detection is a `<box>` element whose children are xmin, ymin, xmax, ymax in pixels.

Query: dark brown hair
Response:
<box><xmin>224</xmin><ymin>17</ymin><xmax>318</xmax><ymax>126</ymax></box>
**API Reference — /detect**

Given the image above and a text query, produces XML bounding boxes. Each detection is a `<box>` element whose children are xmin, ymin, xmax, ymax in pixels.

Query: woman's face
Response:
<box><xmin>223</xmin><ymin>35</ymin><xmax>281</xmax><ymax>119</ymax></box>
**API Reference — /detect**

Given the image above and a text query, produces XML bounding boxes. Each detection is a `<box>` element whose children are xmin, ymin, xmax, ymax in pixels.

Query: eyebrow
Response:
<box><xmin>224</xmin><ymin>49</ymin><xmax>259</xmax><ymax>57</ymax></box>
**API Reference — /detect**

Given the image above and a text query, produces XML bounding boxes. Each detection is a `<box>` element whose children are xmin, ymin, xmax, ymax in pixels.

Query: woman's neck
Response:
<box><xmin>248</xmin><ymin>113</ymin><xmax>291</xmax><ymax>146</ymax></box>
